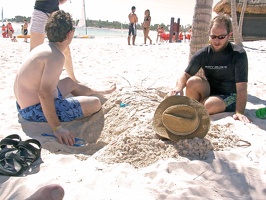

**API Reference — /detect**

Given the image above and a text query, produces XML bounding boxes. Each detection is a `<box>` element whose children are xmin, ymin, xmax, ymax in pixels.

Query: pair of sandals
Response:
<box><xmin>0</xmin><ymin>134</ymin><xmax>42</xmax><ymax>176</ymax></box>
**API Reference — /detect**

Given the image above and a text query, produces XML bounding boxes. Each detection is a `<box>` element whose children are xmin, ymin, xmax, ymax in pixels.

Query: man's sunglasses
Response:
<box><xmin>209</xmin><ymin>34</ymin><xmax>228</xmax><ymax>40</ymax></box>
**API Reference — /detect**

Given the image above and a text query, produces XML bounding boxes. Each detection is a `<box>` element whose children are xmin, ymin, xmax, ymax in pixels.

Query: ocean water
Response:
<box><xmin>10</xmin><ymin>22</ymin><xmax>147</xmax><ymax>39</ymax></box>
<box><xmin>74</xmin><ymin>27</ymin><xmax>132</xmax><ymax>38</ymax></box>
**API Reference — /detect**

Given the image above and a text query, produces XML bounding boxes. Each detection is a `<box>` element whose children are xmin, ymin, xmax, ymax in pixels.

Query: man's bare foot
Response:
<box><xmin>97</xmin><ymin>83</ymin><xmax>116</xmax><ymax>95</ymax></box>
<box><xmin>27</xmin><ymin>184</ymin><xmax>64</xmax><ymax>200</ymax></box>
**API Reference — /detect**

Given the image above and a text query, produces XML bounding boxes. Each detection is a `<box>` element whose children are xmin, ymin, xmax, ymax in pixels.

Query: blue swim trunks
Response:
<box><xmin>219</xmin><ymin>93</ymin><xmax>236</xmax><ymax>112</ymax></box>
<box><xmin>17</xmin><ymin>89</ymin><xmax>83</xmax><ymax>122</ymax></box>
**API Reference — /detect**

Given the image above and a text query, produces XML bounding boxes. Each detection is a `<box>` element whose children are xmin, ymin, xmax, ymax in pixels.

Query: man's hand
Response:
<box><xmin>233</xmin><ymin>112</ymin><xmax>251</xmax><ymax>123</ymax></box>
<box><xmin>165</xmin><ymin>88</ymin><xmax>184</xmax><ymax>98</ymax></box>
<box><xmin>53</xmin><ymin>126</ymin><xmax>75</xmax><ymax>146</ymax></box>
<box><xmin>168</xmin><ymin>88</ymin><xmax>184</xmax><ymax>96</ymax></box>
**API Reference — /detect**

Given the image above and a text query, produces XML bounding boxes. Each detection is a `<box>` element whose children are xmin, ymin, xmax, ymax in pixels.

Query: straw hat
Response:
<box><xmin>153</xmin><ymin>96</ymin><xmax>210</xmax><ymax>142</ymax></box>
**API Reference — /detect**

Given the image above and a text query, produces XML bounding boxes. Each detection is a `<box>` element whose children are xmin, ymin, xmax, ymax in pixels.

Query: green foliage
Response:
<box><xmin>5</xmin><ymin>16</ymin><xmax>31</xmax><ymax>23</ymax></box>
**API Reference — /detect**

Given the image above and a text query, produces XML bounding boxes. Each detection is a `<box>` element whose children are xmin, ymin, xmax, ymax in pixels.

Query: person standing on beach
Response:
<box><xmin>186</xmin><ymin>26</ymin><xmax>192</xmax><ymax>41</ymax></box>
<box><xmin>156</xmin><ymin>25</ymin><xmax>164</xmax><ymax>43</ymax></box>
<box><xmin>128</xmin><ymin>6</ymin><xmax>138</xmax><ymax>45</ymax></box>
<box><xmin>142</xmin><ymin>9</ymin><xmax>152</xmax><ymax>45</ymax></box>
<box><xmin>5</xmin><ymin>22</ymin><xmax>14</xmax><ymax>38</ymax></box>
<box><xmin>14</xmin><ymin>10</ymin><xmax>116</xmax><ymax>146</ymax></box>
<box><xmin>168</xmin><ymin>14</ymin><xmax>250</xmax><ymax>123</ymax></box>
<box><xmin>21</xmin><ymin>25</ymin><xmax>24</xmax><ymax>35</ymax></box>
<box><xmin>30</xmin><ymin>0</ymin><xmax>79</xmax><ymax>82</ymax></box>
<box><xmin>2</xmin><ymin>24</ymin><xmax>7</xmax><ymax>38</ymax></box>
<box><xmin>23</xmin><ymin>19</ymin><xmax>29</xmax><ymax>43</ymax></box>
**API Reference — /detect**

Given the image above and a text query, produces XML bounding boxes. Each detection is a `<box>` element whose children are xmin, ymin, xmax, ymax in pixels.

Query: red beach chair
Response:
<box><xmin>160</xmin><ymin>33</ymin><xmax>170</xmax><ymax>42</ymax></box>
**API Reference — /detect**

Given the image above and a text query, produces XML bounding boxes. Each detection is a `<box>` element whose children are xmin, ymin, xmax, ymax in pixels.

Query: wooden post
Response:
<box><xmin>169</xmin><ymin>17</ymin><xmax>174</xmax><ymax>43</ymax></box>
<box><xmin>176</xmin><ymin>18</ymin><xmax>180</xmax><ymax>42</ymax></box>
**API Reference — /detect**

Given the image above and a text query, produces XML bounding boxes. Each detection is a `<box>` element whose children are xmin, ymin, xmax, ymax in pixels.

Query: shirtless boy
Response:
<box><xmin>128</xmin><ymin>6</ymin><xmax>138</xmax><ymax>45</ymax></box>
<box><xmin>14</xmin><ymin>10</ymin><xmax>116</xmax><ymax>146</ymax></box>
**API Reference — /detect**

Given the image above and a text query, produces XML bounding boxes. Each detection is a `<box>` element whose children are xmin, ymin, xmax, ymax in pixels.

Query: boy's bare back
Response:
<box><xmin>14</xmin><ymin>43</ymin><xmax>65</xmax><ymax>109</ymax></box>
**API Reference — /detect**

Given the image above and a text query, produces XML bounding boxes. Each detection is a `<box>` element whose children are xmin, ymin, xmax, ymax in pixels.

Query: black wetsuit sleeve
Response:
<box><xmin>234</xmin><ymin>48</ymin><xmax>248</xmax><ymax>83</ymax></box>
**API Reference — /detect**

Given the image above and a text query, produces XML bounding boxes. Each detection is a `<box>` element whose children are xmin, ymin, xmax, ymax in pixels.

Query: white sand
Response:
<box><xmin>0</xmin><ymin>36</ymin><xmax>266</xmax><ymax>199</ymax></box>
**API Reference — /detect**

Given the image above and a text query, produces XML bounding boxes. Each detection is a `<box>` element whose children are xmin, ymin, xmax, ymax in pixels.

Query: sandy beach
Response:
<box><xmin>0</xmin><ymin>36</ymin><xmax>266</xmax><ymax>199</ymax></box>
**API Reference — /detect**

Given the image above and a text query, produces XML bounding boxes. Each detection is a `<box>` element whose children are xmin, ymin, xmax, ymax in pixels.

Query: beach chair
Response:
<box><xmin>160</xmin><ymin>33</ymin><xmax>170</xmax><ymax>42</ymax></box>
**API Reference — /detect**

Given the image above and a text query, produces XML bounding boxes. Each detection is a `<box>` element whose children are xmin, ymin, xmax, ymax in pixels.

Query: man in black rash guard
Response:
<box><xmin>169</xmin><ymin>14</ymin><xmax>250</xmax><ymax>123</ymax></box>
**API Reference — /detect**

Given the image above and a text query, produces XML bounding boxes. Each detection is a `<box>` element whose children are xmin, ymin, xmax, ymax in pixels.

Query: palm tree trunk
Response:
<box><xmin>238</xmin><ymin>0</ymin><xmax>247</xmax><ymax>42</ymax></box>
<box><xmin>231</xmin><ymin>0</ymin><xmax>242</xmax><ymax>46</ymax></box>
<box><xmin>189</xmin><ymin>0</ymin><xmax>213</xmax><ymax>78</ymax></box>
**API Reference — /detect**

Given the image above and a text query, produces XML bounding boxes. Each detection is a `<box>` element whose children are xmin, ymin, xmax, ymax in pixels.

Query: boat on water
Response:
<box><xmin>74</xmin><ymin>0</ymin><xmax>95</xmax><ymax>39</ymax></box>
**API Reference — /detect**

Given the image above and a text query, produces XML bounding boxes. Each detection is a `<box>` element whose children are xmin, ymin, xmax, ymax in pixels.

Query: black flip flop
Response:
<box><xmin>0</xmin><ymin>134</ymin><xmax>22</xmax><ymax>164</ymax></box>
<box><xmin>0</xmin><ymin>136</ymin><xmax>41</xmax><ymax>176</ymax></box>
<box><xmin>0</xmin><ymin>134</ymin><xmax>22</xmax><ymax>176</ymax></box>
<box><xmin>0</xmin><ymin>134</ymin><xmax>21</xmax><ymax>153</ymax></box>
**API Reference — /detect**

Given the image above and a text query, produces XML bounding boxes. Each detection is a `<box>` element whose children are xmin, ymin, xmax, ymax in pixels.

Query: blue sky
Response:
<box><xmin>1</xmin><ymin>0</ymin><xmax>220</xmax><ymax>26</ymax></box>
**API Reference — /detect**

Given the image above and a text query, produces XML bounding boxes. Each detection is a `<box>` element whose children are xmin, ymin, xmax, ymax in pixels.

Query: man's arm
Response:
<box><xmin>38</xmin><ymin>54</ymin><xmax>75</xmax><ymax>145</ymax></box>
<box><xmin>233</xmin><ymin>82</ymin><xmax>251</xmax><ymax>123</ymax></box>
<box><xmin>168</xmin><ymin>72</ymin><xmax>191</xmax><ymax>96</ymax></box>
<box><xmin>235</xmin><ymin>82</ymin><xmax>247</xmax><ymax>114</ymax></box>
<box><xmin>135</xmin><ymin>14</ymin><xmax>138</xmax><ymax>23</ymax></box>
<box><xmin>38</xmin><ymin>64</ymin><xmax>62</xmax><ymax>130</ymax></box>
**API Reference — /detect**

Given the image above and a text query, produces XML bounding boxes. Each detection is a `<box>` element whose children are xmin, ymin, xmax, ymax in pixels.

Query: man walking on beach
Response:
<box><xmin>14</xmin><ymin>10</ymin><xmax>116</xmax><ymax>146</ymax></box>
<box><xmin>128</xmin><ymin>6</ymin><xmax>138</xmax><ymax>45</ymax></box>
<box><xmin>168</xmin><ymin>14</ymin><xmax>250</xmax><ymax>123</ymax></box>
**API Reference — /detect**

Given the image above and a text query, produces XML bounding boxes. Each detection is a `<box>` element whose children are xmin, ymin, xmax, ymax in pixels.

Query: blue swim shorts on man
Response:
<box><xmin>17</xmin><ymin>88</ymin><xmax>83</xmax><ymax>122</ymax></box>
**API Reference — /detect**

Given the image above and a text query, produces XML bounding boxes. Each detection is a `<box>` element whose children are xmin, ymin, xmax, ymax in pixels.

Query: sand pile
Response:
<box><xmin>95</xmin><ymin>87</ymin><xmax>246</xmax><ymax>168</ymax></box>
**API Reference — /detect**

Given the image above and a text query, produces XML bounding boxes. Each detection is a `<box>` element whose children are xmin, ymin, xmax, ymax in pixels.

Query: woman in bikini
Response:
<box><xmin>142</xmin><ymin>9</ymin><xmax>152</xmax><ymax>45</ymax></box>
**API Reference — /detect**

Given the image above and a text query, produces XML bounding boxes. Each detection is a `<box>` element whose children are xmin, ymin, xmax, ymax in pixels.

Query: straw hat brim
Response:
<box><xmin>153</xmin><ymin>96</ymin><xmax>210</xmax><ymax>142</ymax></box>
